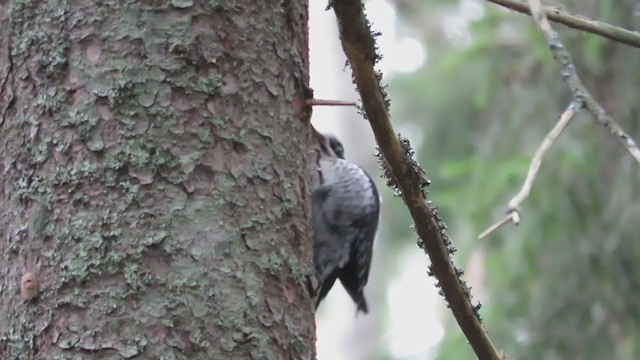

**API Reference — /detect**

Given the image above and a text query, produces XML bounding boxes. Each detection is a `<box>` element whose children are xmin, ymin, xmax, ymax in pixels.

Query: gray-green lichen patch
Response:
<box><xmin>198</xmin><ymin>74</ymin><xmax>223</xmax><ymax>94</ymax></box>
<box><xmin>258</xmin><ymin>252</ymin><xmax>283</xmax><ymax>277</ymax></box>
<box><xmin>106</xmin><ymin>141</ymin><xmax>155</xmax><ymax>171</ymax></box>
<box><xmin>136</xmin><ymin>87</ymin><xmax>158</xmax><ymax>108</ymax></box>
<box><xmin>204</xmin><ymin>0</ymin><xmax>240</xmax><ymax>11</ymax></box>
<box><xmin>284</xmin><ymin>255</ymin><xmax>309</xmax><ymax>298</ymax></box>
<box><xmin>171</xmin><ymin>0</ymin><xmax>194</xmax><ymax>9</ymax></box>
<box><xmin>33</xmin><ymin>86</ymin><xmax>67</xmax><ymax>118</ymax></box>
<box><xmin>52</xmin><ymin>162</ymin><xmax>99</xmax><ymax>187</ymax></box>
<box><xmin>86</xmin><ymin>126</ymin><xmax>105</xmax><ymax>151</ymax></box>
<box><xmin>9</xmin><ymin>0</ymin><xmax>71</xmax><ymax>80</ymax></box>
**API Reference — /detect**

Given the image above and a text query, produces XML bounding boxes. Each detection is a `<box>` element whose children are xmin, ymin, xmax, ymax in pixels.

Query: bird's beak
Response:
<box><xmin>310</xmin><ymin>124</ymin><xmax>332</xmax><ymax>156</ymax></box>
<box><xmin>310</xmin><ymin>124</ymin><xmax>326</xmax><ymax>144</ymax></box>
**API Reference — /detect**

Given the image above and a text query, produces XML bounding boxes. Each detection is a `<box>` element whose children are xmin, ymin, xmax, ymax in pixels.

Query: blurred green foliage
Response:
<box><xmin>387</xmin><ymin>0</ymin><xmax>640</xmax><ymax>358</ymax></box>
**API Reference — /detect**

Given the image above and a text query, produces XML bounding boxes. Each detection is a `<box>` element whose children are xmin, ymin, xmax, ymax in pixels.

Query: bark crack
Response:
<box><xmin>0</xmin><ymin>32</ymin><xmax>15</xmax><ymax>126</ymax></box>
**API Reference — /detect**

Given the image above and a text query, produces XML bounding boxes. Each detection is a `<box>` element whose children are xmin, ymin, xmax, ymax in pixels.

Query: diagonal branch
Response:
<box><xmin>330</xmin><ymin>1</ymin><xmax>501</xmax><ymax>359</ymax></box>
<box><xmin>527</xmin><ymin>0</ymin><xmax>640</xmax><ymax>165</ymax></box>
<box><xmin>486</xmin><ymin>0</ymin><xmax>640</xmax><ymax>49</ymax></box>
<box><xmin>481</xmin><ymin>0</ymin><xmax>640</xmax><ymax>239</ymax></box>
<box><xmin>506</xmin><ymin>104</ymin><xmax>579</xmax><ymax>212</ymax></box>
<box><xmin>479</xmin><ymin>103</ymin><xmax>580</xmax><ymax>240</ymax></box>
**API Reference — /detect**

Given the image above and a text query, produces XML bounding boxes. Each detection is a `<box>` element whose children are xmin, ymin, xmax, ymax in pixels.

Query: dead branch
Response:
<box><xmin>507</xmin><ymin>104</ymin><xmax>580</xmax><ymax>212</ymax></box>
<box><xmin>486</xmin><ymin>0</ymin><xmax>640</xmax><ymax>49</ymax></box>
<box><xmin>306</xmin><ymin>99</ymin><xmax>357</xmax><ymax>107</ymax></box>
<box><xmin>527</xmin><ymin>0</ymin><xmax>640</xmax><ymax>164</ymax></box>
<box><xmin>330</xmin><ymin>1</ymin><xmax>501</xmax><ymax>359</ymax></box>
<box><xmin>479</xmin><ymin>103</ymin><xmax>580</xmax><ymax>240</ymax></box>
<box><xmin>481</xmin><ymin>0</ymin><xmax>640</xmax><ymax>239</ymax></box>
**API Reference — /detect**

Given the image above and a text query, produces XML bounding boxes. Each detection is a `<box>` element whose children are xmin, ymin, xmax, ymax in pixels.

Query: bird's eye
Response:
<box><xmin>329</xmin><ymin>137</ymin><xmax>345</xmax><ymax>159</ymax></box>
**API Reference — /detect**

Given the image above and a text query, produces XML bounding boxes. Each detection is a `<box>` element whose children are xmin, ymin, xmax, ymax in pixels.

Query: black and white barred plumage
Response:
<box><xmin>310</xmin><ymin>127</ymin><xmax>380</xmax><ymax>313</ymax></box>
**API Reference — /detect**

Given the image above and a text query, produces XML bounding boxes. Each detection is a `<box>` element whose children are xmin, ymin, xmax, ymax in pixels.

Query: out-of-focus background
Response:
<box><xmin>310</xmin><ymin>1</ymin><xmax>640</xmax><ymax>359</ymax></box>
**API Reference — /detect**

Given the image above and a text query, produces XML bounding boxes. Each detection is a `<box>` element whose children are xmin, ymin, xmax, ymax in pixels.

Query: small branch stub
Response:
<box><xmin>306</xmin><ymin>99</ymin><xmax>357</xmax><ymax>107</ymax></box>
<box><xmin>21</xmin><ymin>272</ymin><xmax>39</xmax><ymax>300</ymax></box>
<box><xmin>478</xmin><ymin>210</ymin><xmax>521</xmax><ymax>240</ymax></box>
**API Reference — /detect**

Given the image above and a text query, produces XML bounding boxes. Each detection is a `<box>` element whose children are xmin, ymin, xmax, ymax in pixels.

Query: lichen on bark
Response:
<box><xmin>0</xmin><ymin>0</ymin><xmax>315</xmax><ymax>359</ymax></box>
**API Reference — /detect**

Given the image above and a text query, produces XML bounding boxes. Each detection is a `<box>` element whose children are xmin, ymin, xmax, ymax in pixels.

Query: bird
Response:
<box><xmin>308</xmin><ymin>126</ymin><xmax>380</xmax><ymax>314</ymax></box>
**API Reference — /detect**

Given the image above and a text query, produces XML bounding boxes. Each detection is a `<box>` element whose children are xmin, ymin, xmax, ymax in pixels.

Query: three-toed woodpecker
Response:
<box><xmin>309</xmin><ymin>127</ymin><xmax>380</xmax><ymax>314</ymax></box>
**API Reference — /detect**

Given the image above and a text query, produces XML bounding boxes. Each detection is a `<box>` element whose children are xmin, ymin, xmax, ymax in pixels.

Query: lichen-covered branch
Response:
<box><xmin>486</xmin><ymin>0</ymin><xmax>640</xmax><ymax>49</ymax></box>
<box><xmin>330</xmin><ymin>1</ymin><xmax>501</xmax><ymax>359</ymax></box>
<box><xmin>526</xmin><ymin>0</ymin><xmax>640</xmax><ymax>164</ymax></box>
<box><xmin>480</xmin><ymin>0</ymin><xmax>640</xmax><ymax>239</ymax></box>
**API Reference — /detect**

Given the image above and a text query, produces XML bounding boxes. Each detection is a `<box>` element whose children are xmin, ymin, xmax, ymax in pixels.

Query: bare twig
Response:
<box><xmin>486</xmin><ymin>0</ymin><xmax>640</xmax><ymax>49</ymax></box>
<box><xmin>479</xmin><ymin>103</ymin><xmax>579</xmax><ymax>240</ymax></box>
<box><xmin>331</xmin><ymin>1</ymin><xmax>501</xmax><ymax>359</ymax></box>
<box><xmin>478</xmin><ymin>210</ymin><xmax>519</xmax><ymax>241</ymax></box>
<box><xmin>480</xmin><ymin>0</ymin><xmax>640</xmax><ymax>239</ymax></box>
<box><xmin>306</xmin><ymin>99</ymin><xmax>357</xmax><ymax>107</ymax></box>
<box><xmin>507</xmin><ymin>104</ymin><xmax>579</xmax><ymax>211</ymax></box>
<box><xmin>527</xmin><ymin>0</ymin><xmax>640</xmax><ymax>164</ymax></box>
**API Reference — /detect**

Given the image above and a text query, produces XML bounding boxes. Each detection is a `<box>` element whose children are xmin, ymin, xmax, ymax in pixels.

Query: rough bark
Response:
<box><xmin>0</xmin><ymin>0</ymin><xmax>315</xmax><ymax>359</ymax></box>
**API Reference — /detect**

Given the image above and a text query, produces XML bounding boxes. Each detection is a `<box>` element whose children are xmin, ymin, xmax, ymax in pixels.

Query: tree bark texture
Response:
<box><xmin>0</xmin><ymin>0</ymin><xmax>314</xmax><ymax>359</ymax></box>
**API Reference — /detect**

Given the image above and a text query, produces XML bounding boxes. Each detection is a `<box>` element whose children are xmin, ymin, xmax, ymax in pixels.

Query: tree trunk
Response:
<box><xmin>0</xmin><ymin>1</ymin><xmax>315</xmax><ymax>359</ymax></box>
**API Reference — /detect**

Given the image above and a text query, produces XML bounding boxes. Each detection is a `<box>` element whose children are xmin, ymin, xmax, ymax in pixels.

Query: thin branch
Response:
<box><xmin>507</xmin><ymin>104</ymin><xmax>579</xmax><ymax>210</ymax></box>
<box><xmin>478</xmin><ymin>210</ymin><xmax>519</xmax><ymax>241</ymax></box>
<box><xmin>331</xmin><ymin>1</ymin><xmax>501</xmax><ymax>359</ymax></box>
<box><xmin>527</xmin><ymin>0</ymin><xmax>640</xmax><ymax>164</ymax></box>
<box><xmin>479</xmin><ymin>103</ymin><xmax>579</xmax><ymax>240</ymax></box>
<box><xmin>481</xmin><ymin>0</ymin><xmax>640</xmax><ymax>239</ymax></box>
<box><xmin>305</xmin><ymin>99</ymin><xmax>357</xmax><ymax>107</ymax></box>
<box><xmin>486</xmin><ymin>0</ymin><xmax>640</xmax><ymax>49</ymax></box>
